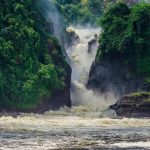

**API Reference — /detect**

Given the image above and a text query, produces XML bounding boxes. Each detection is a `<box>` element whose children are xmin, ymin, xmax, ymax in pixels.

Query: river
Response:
<box><xmin>0</xmin><ymin>109</ymin><xmax>150</xmax><ymax>149</ymax></box>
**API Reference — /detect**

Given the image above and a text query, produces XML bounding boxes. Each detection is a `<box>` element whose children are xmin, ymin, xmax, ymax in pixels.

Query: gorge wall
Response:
<box><xmin>88</xmin><ymin>2</ymin><xmax>150</xmax><ymax>117</ymax></box>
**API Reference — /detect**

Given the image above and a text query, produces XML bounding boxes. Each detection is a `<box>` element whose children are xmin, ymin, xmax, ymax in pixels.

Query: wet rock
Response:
<box><xmin>66</xmin><ymin>28</ymin><xmax>80</xmax><ymax>47</ymax></box>
<box><xmin>88</xmin><ymin>55</ymin><xmax>150</xmax><ymax>117</ymax></box>
<box><xmin>99</xmin><ymin>109</ymin><xmax>117</xmax><ymax>118</ymax></box>
<box><xmin>88</xmin><ymin>34</ymin><xmax>98</xmax><ymax>53</ymax></box>
<box><xmin>110</xmin><ymin>92</ymin><xmax>150</xmax><ymax>117</ymax></box>
<box><xmin>87</xmin><ymin>57</ymin><xmax>144</xmax><ymax>96</ymax></box>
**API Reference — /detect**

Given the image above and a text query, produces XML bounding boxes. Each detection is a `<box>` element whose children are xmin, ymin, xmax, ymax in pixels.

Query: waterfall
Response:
<box><xmin>39</xmin><ymin>0</ymin><xmax>116</xmax><ymax>111</ymax></box>
<box><xmin>66</xmin><ymin>26</ymin><xmax>116</xmax><ymax>110</ymax></box>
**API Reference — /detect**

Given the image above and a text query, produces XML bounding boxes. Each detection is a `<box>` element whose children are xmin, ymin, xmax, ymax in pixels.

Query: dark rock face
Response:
<box><xmin>110</xmin><ymin>92</ymin><xmax>150</xmax><ymax>117</ymax></box>
<box><xmin>88</xmin><ymin>39</ymin><xmax>97</xmax><ymax>53</ymax></box>
<box><xmin>66</xmin><ymin>28</ymin><xmax>80</xmax><ymax>47</ymax></box>
<box><xmin>88</xmin><ymin>34</ymin><xmax>98</xmax><ymax>53</ymax></box>
<box><xmin>87</xmin><ymin>57</ymin><xmax>144</xmax><ymax>97</ymax></box>
<box><xmin>34</xmin><ymin>87</ymin><xmax>71</xmax><ymax>113</ymax></box>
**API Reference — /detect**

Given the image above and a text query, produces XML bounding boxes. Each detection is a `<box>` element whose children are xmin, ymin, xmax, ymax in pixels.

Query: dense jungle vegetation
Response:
<box><xmin>96</xmin><ymin>2</ymin><xmax>150</xmax><ymax>77</ymax></box>
<box><xmin>0</xmin><ymin>0</ymin><xmax>67</xmax><ymax>109</ymax></box>
<box><xmin>0</xmin><ymin>0</ymin><xmax>150</xmax><ymax>110</ymax></box>
<box><xmin>56</xmin><ymin>0</ymin><xmax>103</xmax><ymax>24</ymax></box>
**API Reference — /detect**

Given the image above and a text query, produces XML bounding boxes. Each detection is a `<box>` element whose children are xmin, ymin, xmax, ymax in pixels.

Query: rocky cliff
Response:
<box><xmin>87</xmin><ymin>56</ymin><xmax>146</xmax><ymax>97</ymax></box>
<box><xmin>87</xmin><ymin>2</ymin><xmax>150</xmax><ymax>117</ymax></box>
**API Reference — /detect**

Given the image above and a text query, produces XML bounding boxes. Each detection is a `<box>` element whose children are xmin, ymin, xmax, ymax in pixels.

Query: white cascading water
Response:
<box><xmin>66</xmin><ymin>26</ymin><xmax>116</xmax><ymax>111</ymax></box>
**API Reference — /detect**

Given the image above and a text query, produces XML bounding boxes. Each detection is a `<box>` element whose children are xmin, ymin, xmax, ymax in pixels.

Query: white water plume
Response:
<box><xmin>39</xmin><ymin>0</ymin><xmax>65</xmax><ymax>45</ymax></box>
<box><xmin>66</xmin><ymin>26</ymin><xmax>116</xmax><ymax>110</ymax></box>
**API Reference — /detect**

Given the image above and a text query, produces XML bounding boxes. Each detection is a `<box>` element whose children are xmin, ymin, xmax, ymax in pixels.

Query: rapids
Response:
<box><xmin>0</xmin><ymin>112</ymin><xmax>150</xmax><ymax>149</ymax></box>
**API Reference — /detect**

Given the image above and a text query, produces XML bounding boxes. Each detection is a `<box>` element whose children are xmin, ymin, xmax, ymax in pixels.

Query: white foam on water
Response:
<box><xmin>0</xmin><ymin>114</ymin><xmax>150</xmax><ymax>132</ymax></box>
<box><xmin>112</xmin><ymin>141</ymin><xmax>150</xmax><ymax>148</ymax></box>
<box><xmin>0</xmin><ymin>114</ymin><xmax>150</xmax><ymax>149</ymax></box>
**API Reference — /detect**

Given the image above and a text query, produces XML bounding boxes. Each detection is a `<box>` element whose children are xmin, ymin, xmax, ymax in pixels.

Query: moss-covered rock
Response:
<box><xmin>110</xmin><ymin>92</ymin><xmax>150</xmax><ymax>117</ymax></box>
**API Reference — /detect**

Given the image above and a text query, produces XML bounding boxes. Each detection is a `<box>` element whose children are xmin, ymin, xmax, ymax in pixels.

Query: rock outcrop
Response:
<box><xmin>110</xmin><ymin>92</ymin><xmax>150</xmax><ymax>117</ymax></box>
<box><xmin>88</xmin><ymin>34</ymin><xmax>98</xmax><ymax>53</ymax></box>
<box><xmin>87</xmin><ymin>57</ymin><xmax>144</xmax><ymax>96</ymax></box>
<box><xmin>66</xmin><ymin>28</ymin><xmax>80</xmax><ymax>47</ymax></box>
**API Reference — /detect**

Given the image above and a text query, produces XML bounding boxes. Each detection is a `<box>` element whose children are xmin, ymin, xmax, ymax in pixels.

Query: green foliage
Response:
<box><xmin>96</xmin><ymin>2</ymin><xmax>150</xmax><ymax>75</ymax></box>
<box><xmin>56</xmin><ymin>0</ymin><xmax>103</xmax><ymax>25</ymax></box>
<box><xmin>0</xmin><ymin>0</ymin><xmax>66</xmax><ymax>109</ymax></box>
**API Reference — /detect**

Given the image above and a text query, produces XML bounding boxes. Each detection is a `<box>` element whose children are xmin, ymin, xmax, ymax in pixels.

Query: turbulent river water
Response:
<box><xmin>0</xmin><ymin>26</ymin><xmax>150</xmax><ymax>150</ymax></box>
<box><xmin>0</xmin><ymin>110</ymin><xmax>150</xmax><ymax>150</ymax></box>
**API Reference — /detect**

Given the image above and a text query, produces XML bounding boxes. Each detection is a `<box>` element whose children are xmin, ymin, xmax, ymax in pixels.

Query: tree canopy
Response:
<box><xmin>96</xmin><ymin>2</ymin><xmax>150</xmax><ymax>75</ymax></box>
<box><xmin>0</xmin><ymin>0</ymin><xmax>67</xmax><ymax>109</ymax></box>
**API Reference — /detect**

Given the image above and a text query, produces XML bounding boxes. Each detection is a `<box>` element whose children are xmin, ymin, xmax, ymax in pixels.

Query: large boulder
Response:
<box><xmin>110</xmin><ymin>92</ymin><xmax>150</xmax><ymax>117</ymax></box>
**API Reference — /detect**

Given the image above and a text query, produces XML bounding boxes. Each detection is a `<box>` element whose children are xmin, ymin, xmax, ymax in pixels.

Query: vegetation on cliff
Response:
<box><xmin>0</xmin><ymin>0</ymin><xmax>69</xmax><ymax>110</ymax></box>
<box><xmin>96</xmin><ymin>2</ymin><xmax>150</xmax><ymax>76</ymax></box>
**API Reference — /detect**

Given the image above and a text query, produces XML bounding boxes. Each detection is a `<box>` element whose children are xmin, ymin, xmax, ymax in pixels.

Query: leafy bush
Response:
<box><xmin>0</xmin><ymin>0</ymin><xmax>66</xmax><ymax>109</ymax></box>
